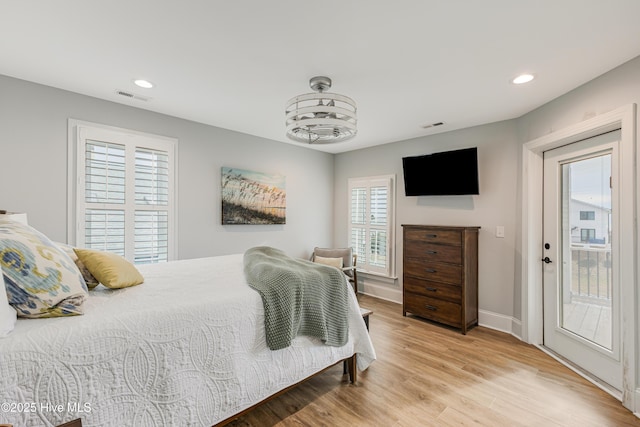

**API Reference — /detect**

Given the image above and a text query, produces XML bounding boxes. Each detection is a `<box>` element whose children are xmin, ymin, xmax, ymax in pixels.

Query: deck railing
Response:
<box><xmin>570</xmin><ymin>244</ymin><xmax>612</xmax><ymax>302</ymax></box>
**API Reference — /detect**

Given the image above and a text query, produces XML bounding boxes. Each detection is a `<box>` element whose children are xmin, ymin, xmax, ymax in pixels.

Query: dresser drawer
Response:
<box><xmin>404</xmin><ymin>241</ymin><xmax>462</xmax><ymax>264</ymax></box>
<box><xmin>404</xmin><ymin>259</ymin><xmax>461</xmax><ymax>285</ymax></box>
<box><xmin>404</xmin><ymin>276</ymin><xmax>461</xmax><ymax>302</ymax></box>
<box><xmin>404</xmin><ymin>228</ymin><xmax>462</xmax><ymax>246</ymax></box>
<box><xmin>404</xmin><ymin>293</ymin><xmax>462</xmax><ymax>327</ymax></box>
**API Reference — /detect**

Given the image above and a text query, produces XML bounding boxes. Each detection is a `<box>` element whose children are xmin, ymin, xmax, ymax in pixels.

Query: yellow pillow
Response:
<box><xmin>313</xmin><ymin>255</ymin><xmax>344</xmax><ymax>269</ymax></box>
<box><xmin>73</xmin><ymin>249</ymin><xmax>144</xmax><ymax>289</ymax></box>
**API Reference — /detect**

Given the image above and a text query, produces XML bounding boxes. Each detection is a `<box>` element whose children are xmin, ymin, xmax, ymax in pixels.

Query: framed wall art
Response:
<box><xmin>221</xmin><ymin>167</ymin><xmax>286</xmax><ymax>225</ymax></box>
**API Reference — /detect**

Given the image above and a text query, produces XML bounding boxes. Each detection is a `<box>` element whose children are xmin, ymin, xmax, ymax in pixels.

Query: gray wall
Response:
<box><xmin>512</xmin><ymin>54</ymin><xmax>640</xmax><ymax>320</ymax></box>
<box><xmin>0</xmin><ymin>75</ymin><xmax>334</xmax><ymax>260</ymax></box>
<box><xmin>335</xmin><ymin>54</ymin><xmax>640</xmax><ymax>323</ymax></box>
<box><xmin>3</xmin><ymin>52</ymin><xmax>640</xmax><ymax>323</ymax></box>
<box><xmin>334</xmin><ymin>121</ymin><xmax>519</xmax><ymax>317</ymax></box>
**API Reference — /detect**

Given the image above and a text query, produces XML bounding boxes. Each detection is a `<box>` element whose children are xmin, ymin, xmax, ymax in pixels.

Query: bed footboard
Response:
<box><xmin>215</xmin><ymin>354</ymin><xmax>357</xmax><ymax>426</ymax></box>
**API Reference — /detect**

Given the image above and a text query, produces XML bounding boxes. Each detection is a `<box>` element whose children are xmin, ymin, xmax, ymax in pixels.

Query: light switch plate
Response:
<box><xmin>496</xmin><ymin>226</ymin><xmax>505</xmax><ymax>238</ymax></box>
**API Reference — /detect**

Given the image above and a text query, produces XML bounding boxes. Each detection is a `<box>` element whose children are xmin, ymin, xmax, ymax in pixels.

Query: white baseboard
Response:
<box><xmin>478</xmin><ymin>309</ymin><xmax>514</xmax><ymax>334</ymax></box>
<box><xmin>358</xmin><ymin>277</ymin><xmax>402</xmax><ymax>303</ymax></box>
<box><xmin>476</xmin><ymin>309</ymin><xmax>523</xmax><ymax>341</ymax></box>
<box><xmin>511</xmin><ymin>317</ymin><xmax>523</xmax><ymax>340</ymax></box>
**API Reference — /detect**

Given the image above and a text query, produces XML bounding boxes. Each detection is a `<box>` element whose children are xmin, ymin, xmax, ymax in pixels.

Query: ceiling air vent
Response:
<box><xmin>114</xmin><ymin>89</ymin><xmax>150</xmax><ymax>102</ymax></box>
<box><xmin>422</xmin><ymin>121</ymin><xmax>444</xmax><ymax>129</ymax></box>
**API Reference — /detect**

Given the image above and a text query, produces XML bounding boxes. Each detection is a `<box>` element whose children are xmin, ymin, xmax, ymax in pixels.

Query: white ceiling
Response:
<box><xmin>2</xmin><ymin>1</ymin><xmax>640</xmax><ymax>154</ymax></box>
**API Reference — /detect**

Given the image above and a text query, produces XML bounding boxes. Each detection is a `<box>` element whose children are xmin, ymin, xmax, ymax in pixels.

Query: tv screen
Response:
<box><xmin>402</xmin><ymin>147</ymin><xmax>479</xmax><ymax>196</ymax></box>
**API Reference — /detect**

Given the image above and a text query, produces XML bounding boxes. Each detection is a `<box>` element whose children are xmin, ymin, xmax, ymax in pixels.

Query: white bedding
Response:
<box><xmin>0</xmin><ymin>254</ymin><xmax>376</xmax><ymax>426</ymax></box>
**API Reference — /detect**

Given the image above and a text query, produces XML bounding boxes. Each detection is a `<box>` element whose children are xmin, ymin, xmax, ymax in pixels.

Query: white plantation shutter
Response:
<box><xmin>350</xmin><ymin>187</ymin><xmax>367</xmax><ymax>263</ymax></box>
<box><xmin>348</xmin><ymin>175</ymin><xmax>395</xmax><ymax>276</ymax></box>
<box><xmin>134</xmin><ymin>148</ymin><xmax>170</xmax><ymax>264</ymax></box>
<box><xmin>135</xmin><ymin>210</ymin><xmax>168</xmax><ymax>264</ymax></box>
<box><xmin>83</xmin><ymin>140</ymin><xmax>127</xmax><ymax>255</ymax></box>
<box><xmin>135</xmin><ymin>148</ymin><xmax>169</xmax><ymax>205</ymax></box>
<box><xmin>85</xmin><ymin>141</ymin><xmax>125</xmax><ymax>204</ymax></box>
<box><xmin>84</xmin><ymin>209</ymin><xmax>125</xmax><ymax>255</ymax></box>
<box><xmin>73</xmin><ymin>122</ymin><xmax>176</xmax><ymax>264</ymax></box>
<box><xmin>369</xmin><ymin>186</ymin><xmax>388</xmax><ymax>268</ymax></box>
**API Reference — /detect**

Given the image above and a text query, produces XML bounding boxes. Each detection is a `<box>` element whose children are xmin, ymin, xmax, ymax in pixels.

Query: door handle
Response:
<box><xmin>542</xmin><ymin>257</ymin><xmax>552</xmax><ymax>264</ymax></box>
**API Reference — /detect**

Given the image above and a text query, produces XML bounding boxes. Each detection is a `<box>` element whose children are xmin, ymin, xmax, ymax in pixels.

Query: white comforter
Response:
<box><xmin>0</xmin><ymin>254</ymin><xmax>375</xmax><ymax>426</ymax></box>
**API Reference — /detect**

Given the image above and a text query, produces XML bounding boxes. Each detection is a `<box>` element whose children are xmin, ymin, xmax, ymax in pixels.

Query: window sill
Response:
<box><xmin>357</xmin><ymin>270</ymin><xmax>398</xmax><ymax>284</ymax></box>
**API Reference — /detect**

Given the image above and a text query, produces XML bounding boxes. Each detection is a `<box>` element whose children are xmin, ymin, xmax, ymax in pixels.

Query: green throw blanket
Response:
<box><xmin>243</xmin><ymin>246</ymin><xmax>350</xmax><ymax>350</ymax></box>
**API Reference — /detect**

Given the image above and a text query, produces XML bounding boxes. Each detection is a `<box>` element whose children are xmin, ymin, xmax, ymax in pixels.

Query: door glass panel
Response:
<box><xmin>561</xmin><ymin>154</ymin><xmax>612</xmax><ymax>349</ymax></box>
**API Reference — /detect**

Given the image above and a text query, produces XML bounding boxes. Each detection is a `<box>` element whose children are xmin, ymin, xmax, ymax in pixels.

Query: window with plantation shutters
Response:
<box><xmin>134</xmin><ymin>148</ymin><xmax>170</xmax><ymax>263</ymax></box>
<box><xmin>70</xmin><ymin>121</ymin><xmax>176</xmax><ymax>264</ymax></box>
<box><xmin>348</xmin><ymin>175</ymin><xmax>395</xmax><ymax>277</ymax></box>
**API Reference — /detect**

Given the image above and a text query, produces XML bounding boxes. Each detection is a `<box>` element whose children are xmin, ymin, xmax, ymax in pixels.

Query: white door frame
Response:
<box><xmin>520</xmin><ymin>104</ymin><xmax>637</xmax><ymax>411</ymax></box>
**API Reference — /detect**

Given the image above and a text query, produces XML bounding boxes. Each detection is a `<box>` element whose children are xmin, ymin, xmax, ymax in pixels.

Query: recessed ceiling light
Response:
<box><xmin>512</xmin><ymin>74</ymin><xmax>535</xmax><ymax>85</ymax></box>
<box><xmin>134</xmin><ymin>79</ymin><xmax>154</xmax><ymax>89</ymax></box>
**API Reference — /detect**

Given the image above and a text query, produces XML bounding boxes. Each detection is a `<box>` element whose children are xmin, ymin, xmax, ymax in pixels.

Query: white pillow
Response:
<box><xmin>0</xmin><ymin>270</ymin><xmax>17</xmax><ymax>338</ymax></box>
<box><xmin>313</xmin><ymin>255</ymin><xmax>344</xmax><ymax>269</ymax></box>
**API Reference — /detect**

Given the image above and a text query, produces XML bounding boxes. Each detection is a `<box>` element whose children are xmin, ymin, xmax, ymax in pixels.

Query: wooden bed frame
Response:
<box><xmin>57</xmin><ymin>420</ymin><xmax>83</xmax><ymax>427</ymax></box>
<box><xmin>215</xmin><ymin>354</ymin><xmax>357</xmax><ymax>426</ymax></box>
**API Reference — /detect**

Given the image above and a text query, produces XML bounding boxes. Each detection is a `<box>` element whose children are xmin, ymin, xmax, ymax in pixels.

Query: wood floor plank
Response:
<box><xmin>226</xmin><ymin>295</ymin><xmax>640</xmax><ymax>426</ymax></box>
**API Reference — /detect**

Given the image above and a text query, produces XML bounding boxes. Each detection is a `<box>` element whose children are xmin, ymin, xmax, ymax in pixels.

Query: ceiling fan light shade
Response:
<box><xmin>285</xmin><ymin>76</ymin><xmax>357</xmax><ymax>144</ymax></box>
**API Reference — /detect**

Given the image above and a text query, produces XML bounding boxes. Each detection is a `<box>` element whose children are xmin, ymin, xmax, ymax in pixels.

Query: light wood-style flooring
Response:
<box><xmin>228</xmin><ymin>295</ymin><xmax>639</xmax><ymax>426</ymax></box>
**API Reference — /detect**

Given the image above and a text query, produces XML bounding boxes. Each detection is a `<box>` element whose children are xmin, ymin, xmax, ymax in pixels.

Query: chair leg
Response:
<box><xmin>353</xmin><ymin>270</ymin><xmax>358</xmax><ymax>294</ymax></box>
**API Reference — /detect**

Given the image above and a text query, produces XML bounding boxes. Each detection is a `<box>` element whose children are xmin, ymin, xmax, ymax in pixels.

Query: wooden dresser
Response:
<box><xmin>402</xmin><ymin>225</ymin><xmax>480</xmax><ymax>334</ymax></box>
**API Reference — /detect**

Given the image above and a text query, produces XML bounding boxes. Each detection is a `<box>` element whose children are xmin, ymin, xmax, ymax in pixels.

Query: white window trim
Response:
<box><xmin>347</xmin><ymin>174</ymin><xmax>396</xmax><ymax>278</ymax></box>
<box><xmin>67</xmin><ymin>119</ymin><xmax>179</xmax><ymax>261</ymax></box>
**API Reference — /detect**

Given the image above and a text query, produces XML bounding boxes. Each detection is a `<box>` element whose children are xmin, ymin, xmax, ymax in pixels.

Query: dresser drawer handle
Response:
<box><xmin>425</xmin><ymin>304</ymin><xmax>438</xmax><ymax>311</ymax></box>
<box><xmin>425</xmin><ymin>287</ymin><xmax>437</xmax><ymax>292</ymax></box>
<box><xmin>426</xmin><ymin>250</ymin><xmax>438</xmax><ymax>254</ymax></box>
<box><xmin>425</xmin><ymin>268</ymin><xmax>436</xmax><ymax>273</ymax></box>
<box><xmin>426</xmin><ymin>234</ymin><xmax>438</xmax><ymax>238</ymax></box>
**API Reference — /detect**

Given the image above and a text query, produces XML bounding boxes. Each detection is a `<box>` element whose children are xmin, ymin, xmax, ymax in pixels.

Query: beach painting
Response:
<box><xmin>221</xmin><ymin>167</ymin><xmax>286</xmax><ymax>224</ymax></box>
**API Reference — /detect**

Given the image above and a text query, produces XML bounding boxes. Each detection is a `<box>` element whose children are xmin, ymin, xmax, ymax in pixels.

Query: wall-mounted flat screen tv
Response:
<box><xmin>402</xmin><ymin>147</ymin><xmax>479</xmax><ymax>196</ymax></box>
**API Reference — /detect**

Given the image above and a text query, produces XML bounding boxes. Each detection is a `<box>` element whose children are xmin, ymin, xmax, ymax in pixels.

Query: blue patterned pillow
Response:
<box><xmin>0</xmin><ymin>219</ymin><xmax>88</xmax><ymax>318</ymax></box>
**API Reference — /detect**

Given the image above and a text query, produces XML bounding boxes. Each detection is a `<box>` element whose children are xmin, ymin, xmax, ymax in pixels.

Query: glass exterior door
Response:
<box><xmin>543</xmin><ymin>130</ymin><xmax>621</xmax><ymax>392</ymax></box>
<box><xmin>560</xmin><ymin>154</ymin><xmax>612</xmax><ymax>349</ymax></box>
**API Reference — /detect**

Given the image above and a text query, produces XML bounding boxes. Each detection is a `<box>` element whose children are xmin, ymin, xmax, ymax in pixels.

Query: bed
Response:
<box><xmin>0</xmin><ymin>253</ymin><xmax>376</xmax><ymax>427</ymax></box>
